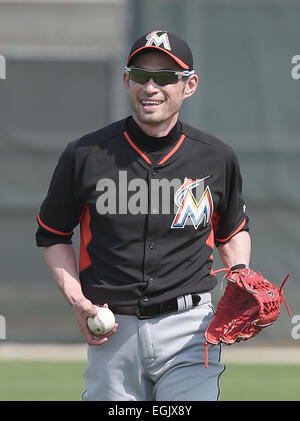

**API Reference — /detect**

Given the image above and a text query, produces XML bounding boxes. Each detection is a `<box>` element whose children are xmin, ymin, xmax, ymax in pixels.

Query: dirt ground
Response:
<box><xmin>0</xmin><ymin>342</ymin><xmax>299</xmax><ymax>363</ymax></box>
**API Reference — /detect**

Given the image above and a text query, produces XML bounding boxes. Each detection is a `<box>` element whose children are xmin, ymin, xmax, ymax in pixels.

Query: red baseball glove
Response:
<box><xmin>204</xmin><ymin>265</ymin><xmax>291</xmax><ymax>367</ymax></box>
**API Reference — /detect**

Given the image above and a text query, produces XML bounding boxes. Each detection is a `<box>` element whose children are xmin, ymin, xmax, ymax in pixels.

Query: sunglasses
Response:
<box><xmin>124</xmin><ymin>67</ymin><xmax>194</xmax><ymax>86</ymax></box>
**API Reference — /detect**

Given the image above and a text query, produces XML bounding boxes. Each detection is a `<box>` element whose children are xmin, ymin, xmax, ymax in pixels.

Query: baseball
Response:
<box><xmin>87</xmin><ymin>306</ymin><xmax>115</xmax><ymax>335</ymax></box>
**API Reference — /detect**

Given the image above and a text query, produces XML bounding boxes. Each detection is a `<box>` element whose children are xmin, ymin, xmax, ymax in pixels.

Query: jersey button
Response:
<box><xmin>149</xmin><ymin>241</ymin><xmax>155</xmax><ymax>249</ymax></box>
<box><xmin>151</xmin><ymin>169</ymin><xmax>158</xmax><ymax>176</ymax></box>
<box><xmin>143</xmin><ymin>296</ymin><xmax>149</xmax><ymax>302</ymax></box>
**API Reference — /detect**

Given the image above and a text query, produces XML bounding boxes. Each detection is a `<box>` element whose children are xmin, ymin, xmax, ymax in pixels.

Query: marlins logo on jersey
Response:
<box><xmin>171</xmin><ymin>177</ymin><xmax>213</xmax><ymax>229</ymax></box>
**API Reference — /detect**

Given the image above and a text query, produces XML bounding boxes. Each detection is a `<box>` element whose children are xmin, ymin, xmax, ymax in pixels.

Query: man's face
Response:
<box><xmin>124</xmin><ymin>51</ymin><xmax>198</xmax><ymax>131</ymax></box>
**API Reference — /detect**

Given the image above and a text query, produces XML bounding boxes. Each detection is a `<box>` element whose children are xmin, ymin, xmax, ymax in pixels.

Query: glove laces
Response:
<box><xmin>279</xmin><ymin>273</ymin><xmax>291</xmax><ymax>318</ymax></box>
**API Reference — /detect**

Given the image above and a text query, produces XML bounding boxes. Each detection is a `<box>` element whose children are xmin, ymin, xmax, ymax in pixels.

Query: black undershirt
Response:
<box><xmin>125</xmin><ymin>116</ymin><xmax>182</xmax><ymax>165</ymax></box>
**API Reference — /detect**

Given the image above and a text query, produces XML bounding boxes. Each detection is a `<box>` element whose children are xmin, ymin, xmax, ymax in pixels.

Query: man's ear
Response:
<box><xmin>123</xmin><ymin>72</ymin><xmax>130</xmax><ymax>92</ymax></box>
<box><xmin>183</xmin><ymin>74</ymin><xmax>199</xmax><ymax>99</ymax></box>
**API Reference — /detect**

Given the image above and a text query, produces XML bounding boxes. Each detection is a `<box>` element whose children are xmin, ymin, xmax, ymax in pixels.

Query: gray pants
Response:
<box><xmin>83</xmin><ymin>296</ymin><xmax>224</xmax><ymax>401</ymax></box>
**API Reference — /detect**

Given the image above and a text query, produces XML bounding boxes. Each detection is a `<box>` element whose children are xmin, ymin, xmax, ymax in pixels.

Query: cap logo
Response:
<box><xmin>145</xmin><ymin>31</ymin><xmax>171</xmax><ymax>51</ymax></box>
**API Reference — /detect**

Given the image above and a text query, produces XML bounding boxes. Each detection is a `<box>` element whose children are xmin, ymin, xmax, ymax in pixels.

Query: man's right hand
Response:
<box><xmin>71</xmin><ymin>298</ymin><xmax>118</xmax><ymax>345</ymax></box>
<box><xmin>42</xmin><ymin>244</ymin><xmax>118</xmax><ymax>345</ymax></box>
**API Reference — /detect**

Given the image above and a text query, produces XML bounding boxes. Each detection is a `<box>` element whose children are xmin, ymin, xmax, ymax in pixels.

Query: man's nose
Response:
<box><xmin>143</xmin><ymin>77</ymin><xmax>160</xmax><ymax>93</ymax></box>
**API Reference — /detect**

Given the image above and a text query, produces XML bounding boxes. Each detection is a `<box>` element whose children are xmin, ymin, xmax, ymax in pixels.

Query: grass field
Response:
<box><xmin>220</xmin><ymin>363</ymin><xmax>300</xmax><ymax>401</ymax></box>
<box><xmin>0</xmin><ymin>360</ymin><xmax>299</xmax><ymax>401</ymax></box>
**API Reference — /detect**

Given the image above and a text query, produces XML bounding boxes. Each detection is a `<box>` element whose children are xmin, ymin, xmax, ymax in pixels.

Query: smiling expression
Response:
<box><xmin>123</xmin><ymin>51</ymin><xmax>198</xmax><ymax>137</ymax></box>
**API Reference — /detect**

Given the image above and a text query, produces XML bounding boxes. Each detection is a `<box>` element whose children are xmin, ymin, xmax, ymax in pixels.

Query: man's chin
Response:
<box><xmin>136</xmin><ymin>112</ymin><xmax>164</xmax><ymax>125</ymax></box>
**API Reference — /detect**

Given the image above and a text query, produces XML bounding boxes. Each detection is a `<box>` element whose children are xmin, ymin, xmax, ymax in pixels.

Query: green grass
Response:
<box><xmin>0</xmin><ymin>360</ymin><xmax>299</xmax><ymax>401</ymax></box>
<box><xmin>220</xmin><ymin>363</ymin><xmax>300</xmax><ymax>401</ymax></box>
<box><xmin>0</xmin><ymin>361</ymin><xmax>86</xmax><ymax>401</ymax></box>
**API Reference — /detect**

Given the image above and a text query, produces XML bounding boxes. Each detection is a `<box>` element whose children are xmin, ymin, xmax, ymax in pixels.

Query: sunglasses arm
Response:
<box><xmin>175</xmin><ymin>70</ymin><xmax>195</xmax><ymax>78</ymax></box>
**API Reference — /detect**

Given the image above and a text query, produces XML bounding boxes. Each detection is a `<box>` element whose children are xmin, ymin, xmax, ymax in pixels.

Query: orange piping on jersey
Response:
<box><xmin>79</xmin><ymin>205</ymin><xmax>92</xmax><ymax>272</ymax></box>
<box><xmin>124</xmin><ymin>131</ymin><xmax>186</xmax><ymax>166</ymax></box>
<box><xmin>206</xmin><ymin>226</ymin><xmax>214</xmax><ymax>251</ymax></box>
<box><xmin>215</xmin><ymin>217</ymin><xmax>247</xmax><ymax>243</ymax></box>
<box><xmin>123</xmin><ymin>131</ymin><xmax>152</xmax><ymax>164</ymax></box>
<box><xmin>37</xmin><ymin>213</ymin><xmax>73</xmax><ymax>236</ymax></box>
<box><xmin>206</xmin><ymin>227</ymin><xmax>215</xmax><ymax>272</ymax></box>
<box><xmin>158</xmin><ymin>134</ymin><xmax>186</xmax><ymax>165</ymax></box>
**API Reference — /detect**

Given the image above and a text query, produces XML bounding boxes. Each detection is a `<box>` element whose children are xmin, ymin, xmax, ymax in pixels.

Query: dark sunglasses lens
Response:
<box><xmin>155</xmin><ymin>72</ymin><xmax>178</xmax><ymax>85</ymax></box>
<box><xmin>129</xmin><ymin>69</ymin><xmax>149</xmax><ymax>84</ymax></box>
<box><xmin>129</xmin><ymin>69</ymin><xmax>178</xmax><ymax>86</ymax></box>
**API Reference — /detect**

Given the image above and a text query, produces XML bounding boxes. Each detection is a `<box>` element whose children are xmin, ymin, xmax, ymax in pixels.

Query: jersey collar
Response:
<box><xmin>123</xmin><ymin>117</ymin><xmax>186</xmax><ymax>167</ymax></box>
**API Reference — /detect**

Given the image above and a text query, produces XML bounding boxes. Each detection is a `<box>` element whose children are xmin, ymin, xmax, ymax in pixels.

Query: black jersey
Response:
<box><xmin>36</xmin><ymin>117</ymin><xmax>249</xmax><ymax>307</ymax></box>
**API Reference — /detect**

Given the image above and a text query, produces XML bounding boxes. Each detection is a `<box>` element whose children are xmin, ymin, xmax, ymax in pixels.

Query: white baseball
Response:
<box><xmin>87</xmin><ymin>306</ymin><xmax>115</xmax><ymax>335</ymax></box>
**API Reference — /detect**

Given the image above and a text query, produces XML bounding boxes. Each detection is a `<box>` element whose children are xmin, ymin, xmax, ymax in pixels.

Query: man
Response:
<box><xmin>36</xmin><ymin>30</ymin><xmax>251</xmax><ymax>401</ymax></box>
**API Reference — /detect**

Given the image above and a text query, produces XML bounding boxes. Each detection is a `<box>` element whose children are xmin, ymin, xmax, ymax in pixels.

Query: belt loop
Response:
<box><xmin>177</xmin><ymin>294</ymin><xmax>193</xmax><ymax>311</ymax></box>
<box><xmin>184</xmin><ymin>294</ymin><xmax>193</xmax><ymax>309</ymax></box>
<box><xmin>177</xmin><ymin>296</ymin><xmax>185</xmax><ymax>311</ymax></box>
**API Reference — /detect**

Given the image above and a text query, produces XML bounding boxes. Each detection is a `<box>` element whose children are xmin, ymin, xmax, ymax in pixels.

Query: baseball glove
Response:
<box><xmin>204</xmin><ymin>265</ymin><xmax>291</xmax><ymax>367</ymax></box>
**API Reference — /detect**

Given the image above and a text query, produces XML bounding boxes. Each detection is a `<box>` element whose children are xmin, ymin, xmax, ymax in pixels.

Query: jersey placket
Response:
<box><xmin>140</xmin><ymin>167</ymin><xmax>162</xmax><ymax>305</ymax></box>
<box><xmin>122</xmin><ymin>131</ymin><xmax>187</xmax><ymax>306</ymax></box>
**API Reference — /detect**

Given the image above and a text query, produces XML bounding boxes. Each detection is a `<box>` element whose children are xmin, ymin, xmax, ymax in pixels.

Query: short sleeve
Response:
<box><xmin>35</xmin><ymin>143</ymin><xmax>83</xmax><ymax>247</ymax></box>
<box><xmin>213</xmin><ymin>147</ymin><xmax>249</xmax><ymax>246</ymax></box>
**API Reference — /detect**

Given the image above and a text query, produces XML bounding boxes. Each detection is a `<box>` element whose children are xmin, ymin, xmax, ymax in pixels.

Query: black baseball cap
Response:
<box><xmin>127</xmin><ymin>30</ymin><xmax>193</xmax><ymax>71</ymax></box>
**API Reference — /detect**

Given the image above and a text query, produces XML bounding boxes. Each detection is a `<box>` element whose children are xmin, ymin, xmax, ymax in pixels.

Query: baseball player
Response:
<box><xmin>36</xmin><ymin>30</ymin><xmax>251</xmax><ymax>401</ymax></box>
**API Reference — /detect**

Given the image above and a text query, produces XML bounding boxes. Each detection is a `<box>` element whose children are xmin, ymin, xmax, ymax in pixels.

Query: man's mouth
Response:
<box><xmin>140</xmin><ymin>99</ymin><xmax>164</xmax><ymax>110</ymax></box>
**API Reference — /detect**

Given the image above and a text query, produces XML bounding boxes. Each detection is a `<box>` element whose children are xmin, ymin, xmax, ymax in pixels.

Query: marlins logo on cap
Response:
<box><xmin>145</xmin><ymin>30</ymin><xmax>171</xmax><ymax>50</ymax></box>
<box><xmin>127</xmin><ymin>30</ymin><xmax>194</xmax><ymax>70</ymax></box>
